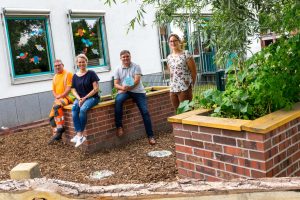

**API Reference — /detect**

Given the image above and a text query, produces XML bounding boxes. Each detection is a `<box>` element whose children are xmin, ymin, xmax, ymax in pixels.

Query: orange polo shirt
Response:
<box><xmin>52</xmin><ymin>70</ymin><xmax>73</xmax><ymax>95</ymax></box>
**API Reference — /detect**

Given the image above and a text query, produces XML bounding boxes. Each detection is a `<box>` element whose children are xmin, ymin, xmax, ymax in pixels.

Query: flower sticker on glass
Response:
<box><xmin>16</xmin><ymin>52</ymin><xmax>28</xmax><ymax>59</ymax></box>
<box><xmin>91</xmin><ymin>48</ymin><xmax>99</xmax><ymax>55</ymax></box>
<box><xmin>30</xmin><ymin>28</ymin><xmax>43</xmax><ymax>37</ymax></box>
<box><xmin>75</xmin><ymin>28</ymin><xmax>86</xmax><ymax>37</ymax></box>
<box><xmin>81</xmin><ymin>38</ymin><xmax>93</xmax><ymax>47</ymax></box>
<box><xmin>30</xmin><ymin>56</ymin><xmax>41</xmax><ymax>64</ymax></box>
<box><xmin>35</xmin><ymin>44</ymin><xmax>45</xmax><ymax>51</ymax></box>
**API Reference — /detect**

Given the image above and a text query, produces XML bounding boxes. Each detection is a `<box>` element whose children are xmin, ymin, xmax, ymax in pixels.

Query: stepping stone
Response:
<box><xmin>147</xmin><ymin>150</ymin><xmax>172</xmax><ymax>158</ymax></box>
<box><xmin>90</xmin><ymin>170</ymin><xmax>114</xmax><ymax>180</ymax></box>
<box><xmin>10</xmin><ymin>162</ymin><xmax>41</xmax><ymax>180</ymax></box>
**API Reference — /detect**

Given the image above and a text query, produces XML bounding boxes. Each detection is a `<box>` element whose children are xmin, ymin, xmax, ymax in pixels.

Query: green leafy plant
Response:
<box><xmin>103</xmin><ymin>0</ymin><xmax>299</xmax><ymax>70</ymax></box>
<box><xmin>176</xmin><ymin>100</ymin><xmax>195</xmax><ymax>114</ymax></box>
<box><xmin>111</xmin><ymin>87</ymin><xmax>117</xmax><ymax>99</ymax></box>
<box><xmin>199</xmin><ymin>33</ymin><xmax>300</xmax><ymax>119</ymax></box>
<box><xmin>143</xmin><ymin>83</ymin><xmax>152</xmax><ymax>93</ymax></box>
<box><xmin>145</xmin><ymin>88</ymin><xmax>152</xmax><ymax>93</ymax></box>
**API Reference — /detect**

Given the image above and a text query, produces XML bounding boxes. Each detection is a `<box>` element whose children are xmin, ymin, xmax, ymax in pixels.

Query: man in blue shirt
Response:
<box><xmin>114</xmin><ymin>50</ymin><xmax>156</xmax><ymax>145</ymax></box>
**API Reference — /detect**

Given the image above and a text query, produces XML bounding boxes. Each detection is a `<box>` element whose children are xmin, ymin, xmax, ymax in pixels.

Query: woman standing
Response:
<box><xmin>71</xmin><ymin>54</ymin><xmax>100</xmax><ymax>147</ymax></box>
<box><xmin>167</xmin><ymin>33</ymin><xmax>197</xmax><ymax>109</ymax></box>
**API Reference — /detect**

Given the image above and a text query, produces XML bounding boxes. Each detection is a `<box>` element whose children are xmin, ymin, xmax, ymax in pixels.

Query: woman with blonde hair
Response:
<box><xmin>167</xmin><ymin>33</ymin><xmax>197</xmax><ymax>109</ymax></box>
<box><xmin>70</xmin><ymin>54</ymin><xmax>100</xmax><ymax>147</ymax></box>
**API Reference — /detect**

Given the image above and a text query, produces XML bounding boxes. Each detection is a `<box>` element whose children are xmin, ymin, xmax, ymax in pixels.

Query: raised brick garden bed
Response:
<box><xmin>63</xmin><ymin>86</ymin><xmax>174</xmax><ymax>153</ymax></box>
<box><xmin>168</xmin><ymin>103</ymin><xmax>300</xmax><ymax>181</ymax></box>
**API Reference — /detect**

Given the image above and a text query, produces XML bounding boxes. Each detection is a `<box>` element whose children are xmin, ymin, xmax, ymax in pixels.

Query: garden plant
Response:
<box><xmin>200</xmin><ymin>33</ymin><xmax>300</xmax><ymax>119</ymax></box>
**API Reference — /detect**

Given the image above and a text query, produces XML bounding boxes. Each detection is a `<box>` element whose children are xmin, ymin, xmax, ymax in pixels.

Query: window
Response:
<box><xmin>69</xmin><ymin>10</ymin><xmax>109</xmax><ymax>71</ymax></box>
<box><xmin>158</xmin><ymin>16</ymin><xmax>217</xmax><ymax>78</ymax></box>
<box><xmin>260</xmin><ymin>33</ymin><xmax>279</xmax><ymax>48</ymax></box>
<box><xmin>3</xmin><ymin>9</ymin><xmax>54</xmax><ymax>84</ymax></box>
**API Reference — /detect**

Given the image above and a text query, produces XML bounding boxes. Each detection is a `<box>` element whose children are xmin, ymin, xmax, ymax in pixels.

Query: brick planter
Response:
<box><xmin>168</xmin><ymin>103</ymin><xmax>300</xmax><ymax>181</ymax></box>
<box><xmin>63</xmin><ymin>86</ymin><xmax>174</xmax><ymax>153</ymax></box>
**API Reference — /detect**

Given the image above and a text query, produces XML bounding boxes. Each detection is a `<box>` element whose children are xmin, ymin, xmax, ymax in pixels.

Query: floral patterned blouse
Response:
<box><xmin>167</xmin><ymin>51</ymin><xmax>193</xmax><ymax>92</ymax></box>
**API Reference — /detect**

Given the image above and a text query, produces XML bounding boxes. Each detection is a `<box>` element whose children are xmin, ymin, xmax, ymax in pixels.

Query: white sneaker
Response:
<box><xmin>70</xmin><ymin>135</ymin><xmax>79</xmax><ymax>143</ymax></box>
<box><xmin>75</xmin><ymin>136</ymin><xmax>86</xmax><ymax>148</ymax></box>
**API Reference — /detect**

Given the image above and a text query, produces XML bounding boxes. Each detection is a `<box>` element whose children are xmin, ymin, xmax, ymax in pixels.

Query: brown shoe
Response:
<box><xmin>148</xmin><ymin>137</ymin><xmax>156</xmax><ymax>145</ymax></box>
<box><xmin>116</xmin><ymin>127</ymin><xmax>124</xmax><ymax>137</ymax></box>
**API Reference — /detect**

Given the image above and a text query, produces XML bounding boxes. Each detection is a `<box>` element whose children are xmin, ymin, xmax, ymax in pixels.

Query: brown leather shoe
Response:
<box><xmin>148</xmin><ymin>137</ymin><xmax>156</xmax><ymax>145</ymax></box>
<box><xmin>116</xmin><ymin>127</ymin><xmax>124</xmax><ymax>137</ymax></box>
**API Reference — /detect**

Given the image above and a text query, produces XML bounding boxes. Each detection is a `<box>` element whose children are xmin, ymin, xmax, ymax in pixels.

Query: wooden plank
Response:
<box><xmin>168</xmin><ymin>109</ymin><xmax>211</xmax><ymax>123</ymax></box>
<box><xmin>242</xmin><ymin>102</ymin><xmax>300</xmax><ymax>133</ymax></box>
<box><xmin>182</xmin><ymin>115</ymin><xmax>250</xmax><ymax>131</ymax></box>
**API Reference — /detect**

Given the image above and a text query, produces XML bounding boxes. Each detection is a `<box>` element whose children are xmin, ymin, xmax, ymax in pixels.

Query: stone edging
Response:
<box><xmin>0</xmin><ymin>119</ymin><xmax>48</xmax><ymax>137</ymax></box>
<box><xmin>1</xmin><ymin>177</ymin><xmax>300</xmax><ymax>198</ymax></box>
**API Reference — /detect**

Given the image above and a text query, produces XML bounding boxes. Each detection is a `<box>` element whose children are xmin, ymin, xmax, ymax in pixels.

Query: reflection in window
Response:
<box><xmin>71</xmin><ymin>17</ymin><xmax>107</xmax><ymax>68</ymax></box>
<box><xmin>5</xmin><ymin>17</ymin><xmax>53</xmax><ymax>77</ymax></box>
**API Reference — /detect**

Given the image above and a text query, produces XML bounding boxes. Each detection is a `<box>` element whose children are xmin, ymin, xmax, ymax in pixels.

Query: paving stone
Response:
<box><xmin>10</xmin><ymin>163</ymin><xmax>41</xmax><ymax>180</ymax></box>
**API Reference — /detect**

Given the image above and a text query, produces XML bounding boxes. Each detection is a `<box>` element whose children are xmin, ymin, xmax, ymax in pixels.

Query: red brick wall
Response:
<box><xmin>173</xmin><ymin>118</ymin><xmax>300</xmax><ymax>181</ymax></box>
<box><xmin>64</xmin><ymin>91</ymin><xmax>174</xmax><ymax>153</ymax></box>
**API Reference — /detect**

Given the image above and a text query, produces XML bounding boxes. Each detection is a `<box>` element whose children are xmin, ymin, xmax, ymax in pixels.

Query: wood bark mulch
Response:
<box><xmin>0</xmin><ymin>126</ymin><xmax>178</xmax><ymax>186</ymax></box>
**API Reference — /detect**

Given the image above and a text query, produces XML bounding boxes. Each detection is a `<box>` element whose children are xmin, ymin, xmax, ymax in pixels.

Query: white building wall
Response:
<box><xmin>0</xmin><ymin>0</ymin><xmax>162</xmax><ymax>99</ymax></box>
<box><xmin>247</xmin><ymin>36</ymin><xmax>262</xmax><ymax>58</ymax></box>
<box><xmin>0</xmin><ymin>1</ymin><xmax>264</xmax><ymax>128</ymax></box>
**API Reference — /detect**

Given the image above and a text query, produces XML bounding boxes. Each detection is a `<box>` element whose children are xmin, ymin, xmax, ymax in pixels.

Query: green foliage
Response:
<box><xmin>142</xmin><ymin>83</ymin><xmax>153</xmax><ymax>93</ymax></box>
<box><xmin>111</xmin><ymin>87</ymin><xmax>117</xmax><ymax>99</ymax></box>
<box><xmin>206</xmin><ymin>0</ymin><xmax>298</xmax><ymax>69</ymax></box>
<box><xmin>207</xmin><ymin>0</ymin><xmax>257</xmax><ymax>69</ymax></box>
<box><xmin>145</xmin><ymin>88</ymin><xmax>152</xmax><ymax>93</ymax></box>
<box><xmin>103</xmin><ymin>0</ymin><xmax>299</xmax><ymax>70</ymax></box>
<box><xmin>258</xmin><ymin>0</ymin><xmax>300</xmax><ymax>34</ymax></box>
<box><xmin>199</xmin><ymin>34</ymin><xmax>300</xmax><ymax>119</ymax></box>
<box><xmin>176</xmin><ymin>100</ymin><xmax>194</xmax><ymax>114</ymax></box>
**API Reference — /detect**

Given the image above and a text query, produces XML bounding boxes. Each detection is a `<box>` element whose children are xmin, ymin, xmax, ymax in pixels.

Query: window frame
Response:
<box><xmin>2</xmin><ymin>8</ymin><xmax>55</xmax><ymax>84</ymax></box>
<box><xmin>68</xmin><ymin>9</ymin><xmax>110</xmax><ymax>73</ymax></box>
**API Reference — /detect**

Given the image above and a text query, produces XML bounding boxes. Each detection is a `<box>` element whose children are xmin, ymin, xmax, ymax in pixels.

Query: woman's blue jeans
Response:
<box><xmin>115</xmin><ymin>92</ymin><xmax>154</xmax><ymax>138</ymax></box>
<box><xmin>72</xmin><ymin>97</ymin><xmax>99</xmax><ymax>132</ymax></box>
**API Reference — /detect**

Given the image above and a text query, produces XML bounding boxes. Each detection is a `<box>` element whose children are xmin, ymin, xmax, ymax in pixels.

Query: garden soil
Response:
<box><xmin>0</xmin><ymin>126</ymin><xmax>177</xmax><ymax>185</ymax></box>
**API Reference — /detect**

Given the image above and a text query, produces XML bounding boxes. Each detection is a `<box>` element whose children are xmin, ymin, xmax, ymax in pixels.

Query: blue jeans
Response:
<box><xmin>72</xmin><ymin>97</ymin><xmax>100</xmax><ymax>132</ymax></box>
<box><xmin>115</xmin><ymin>92</ymin><xmax>154</xmax><ymax>138</ymax></box>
